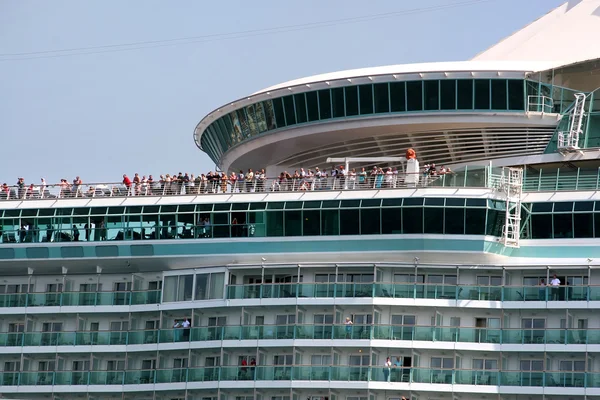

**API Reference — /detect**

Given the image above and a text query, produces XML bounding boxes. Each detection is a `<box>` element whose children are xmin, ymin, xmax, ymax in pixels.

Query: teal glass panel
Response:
<box><xmin>360</xmin><ymin>208</ymin><xmax>380</xmax><ymax>234</ymax></box>
<box><xmin>253</xmin><ymin>101</ymin><xmax>268</xmax><ymax>132</ymax></box>
<box><xmin>284</xmin><ymin>210</ymin><xmax>302</xmax><ymax>236</ymax></box>
<box><xmin>440</xmin><ymin>79</ymin><xmax>456</xmax><ymax>110</ymax></box>
<box><xmin>390</xmin><ymin>81</ymin><xmax>406</xmax><ymax>112</ymax></box>
<box><xmin>263</xmin><ymin>100</ymin><xmax>276</xmax><ymax>130</ymax></box>
<box><xmin>457</xmin><ymin>80</ymin><xmax>474</xmax><ymax>109</ymax></box>
<box><xmin>272</xmin><ymin>97</ymin><xmax>286</xmax><ymax>127</ymax></box>
<box><xmin>574</xmin><ymin>213</ymin><xmax>593</xmax><ymax>238</ymax></box>
<box><xmin>474</xmin><ymin>79</ymin><xmax>491</xmax><ymax>109</ymax></box>
<box><xmin>266</xmin><ymin>211</ymin><xmax>283</xmax><ymax>236</ymax></box>
<box><xmin>424</xmin><ymin>80</ymin><xmax>439</xmax><ymax>110</ymax></box>
<box><xmin>332</xmin><ymin>87</ymin><xmax>345</xmax><ymax>118</ymax></box>
<box><xmin>294</xmin><ymin>93</ymin><xmax>307</xmax><ymax>123</ymax></box>
<box><xmin>306</xmin><ymin>91</ymin><xmax>319</xmax><ymax>121</ymax></box>
<box><xmin>318</xmin><ymin>89</ymin><xmax>332</xmax><ymax>119</ymax></box>
<box><xmin>553</xmin><ymin>214</ymin><xmax>573</xmax><ymax>238</ymax></box>
<box><xmin>465</xmin><ymin>208</ymin><xmax>486</xmax><ymax>235</ymax></box>
<box><xmin>491</xmin><ymin>79</ymin><xmax>508</xmax><ymax>110</ymax></box>
<box><xmin>374</xmin><ymin>83</ymin><xmax>390</xmax><ymax>113</ymax></box>
<box><xmin>345</xmin><ymin>86</ymin><xmax>359</xmax><ymax>116</ymax></box>
<box><xmin>382</xmin><ymin>208</ymin><xmax>402</xmax><ymax>234</ymax></box>
<box><xmin>359</xmin><ymin>84</ymin><xmax>373</xmax><ymax>115</ymax></box>
<box><xmin>303</xmin><ymin>210</ymin><xmax>320</xmax><ymax>235</ymax></box>
<box><xmin>406</xmin><ymin>81</ymin><xmax>423</xmax><ymax>111</ymax></box>
<box><xmin>340</xmin><ymin>209</ymin><xmax>359</xmax><ymax>235</ymax></box>
<box><xmin>445</xmin><ymin>208</ymin><xmax>464</xmax><ymax>234</ymax></box>
<box><xmin>403</xmin><ymin>207</ymin><xmax>423</xmax><ymax>233</ymax></box>
<box><xmin>283</xmin><ymin>95</ymin><xmax>296</xmax><ymax>125</ymax></box>
<box><xmin>321</xmin><ymin>209</ymin><xmax>339</xmax><ymax>235</ymax></box>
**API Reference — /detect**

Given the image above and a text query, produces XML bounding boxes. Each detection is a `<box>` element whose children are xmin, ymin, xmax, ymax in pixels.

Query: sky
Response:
<box><xmin>0</xmin><ymin>0</ymin><xmax>566</xmax><ymax>185</ymax></box>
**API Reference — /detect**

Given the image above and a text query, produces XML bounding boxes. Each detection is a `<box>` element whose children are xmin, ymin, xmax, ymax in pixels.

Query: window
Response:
<box><xmin>306</xmin><ymin>91</ymin><xmax>319</xmax><ymax>122</ymax></box>
<box><xmin>440</xmin><ymin>80</ymin><xmax>456</xmax><ymax>110</ymax></box>
<box><xmin>360</xmin><ymin>208</ymin><xmax>380</xmax><ymax>234</ymax></box>
<box><xmin>424</xmin><ymin>80</ymin><xmax>439</xmax><ymax>110</ymax></box>
<box><xmin>531</xmin><ymin>214</ymin><xmax>552</xmax><ymax>239</ymax></box>
<box><xmin>431</xmin><ymin>357</ymin><xmax>454</xmax><ymax>369</ymax></box>
<box><xmin>444</xmin><ymin>207</ymin><xmax>464</xmax><ymax>234</ymax></box>
<box><xmin>359</xmin><ymin>85</ymin><xmax>373</xmax><ymax>115</ymax></box>
<box><xmin>473</xmin><ymin>359</ymin><xmax>498</xmax><ymax>370</ymax></box>
<box><xmin>424</xmin><ymin>207</ymin><xmax>443</xmax><ymax>233</ymax></box>
<box><xmin>294</xmin><ymin>93</ymin><xmax>307</xmax><ymax>123</ymax></box>
<box><xmin>163</xmin><ymin>275</ymin><xmax>193</xmax><ymax>302</ymax></box>
<box><xmin>553</xmin><ymin>214</ymin><xmax>573</xmax><ymax>238</ymax></box>
<box><xmin>374</xmin><ymin>83</ymin><xmax>390</xmax><ymax>113</ymax></box>
<box><xmin>195</xmin><ymin>272</ymin><xmax>225</xmax><ymax>300</ymax></box>
<box><xmin>382</xmin><ymin>208</ymin><xmax>402</xmax><ymax>234</ymax></box>
<box><xmin>283</xmin><ymin>96</ymin><xmax>296</xmax><ymax>125</ymax></box>
<box><xmin>406</xmin><ymin>81</ymin><xmax>423</xmax><ymax>111</ymax></box>
<box><xmin>311</xmin><ymin>354</ymin><xmax>332</xmax><ymax>365</ymax></box>
<box><xmin>318</xmin><ymin>89</ymin><xmax>332</xmax><ymax>119</ymax></box>
<box><xmin>390</xmin><ymin>82</ymin><xmax>406</xmax><ymax>112</ymax></box>
<box><xmin>284</xmin><ymin>210</ymin><xmax>302</xmax><ymax>236</ymax></box>
<box><xmin>345</xmin><ymin>86</ymin><xmax>359</xmax><ymax>116</ymax></box>
<box><xmin>303</xmin><ymin>210</ymin><xmax>320</xmax><ymax>236</ymax></box>
<box><xmin>491</xmin><ymin>80</ymin><xmax>508</xmax><ymax>109</ymax></box>
<box><xmin>457</xmin><ymin>80</ymin><xmax>474</xmax><ymax>109</ymax></box>
<box><xmin>272</xmin><ymin>98</ymin><xmax>286</xmax><ymax>127</ymax></box>
<box><xmin>340</xmin><ymin>209</ymin><xmax>360</xmax><ymax>235</ymax></box>
<box><xmin>402</xmin><ymin>207</ymin><xmax>423</xmax><ymax>233</ymax></box>
<box><xmin>332</xmin><ymin>88</ymin><xmax>345</xmax><ymax>118</ymax></box>
<box><xmin>508</xmin><ymin>80</ymin><xmax>525</xmax><ymax>110</ymax></box>
<box><xmin>474</xmin><ymin>79</ymin><xmax>490</xmax><ymax>109</ymax></box>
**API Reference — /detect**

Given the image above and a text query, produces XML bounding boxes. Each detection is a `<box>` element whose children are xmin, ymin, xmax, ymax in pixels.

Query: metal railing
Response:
<box><xmin>0</xmin><ymin>173</ymin><xmax>453</xmax><ymax>201</ymax></box>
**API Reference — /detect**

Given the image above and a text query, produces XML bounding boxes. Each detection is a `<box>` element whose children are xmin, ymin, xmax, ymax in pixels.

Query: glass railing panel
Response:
<box><xmin>413</xmin><ymin>326</ymin><xmax>434</xmax><ymax>341</ymax></box>
<box><xmin>330</xmin><ymin>366</ymin><xmax>370</xmax><ymax>381</ymax></box>
<box><xmin>0</xmin><ymin>332</ymin><xmax>24</xmax><ymax>346</ymax></box>
<box><xmin>252</xmin><ymin>365</ymin><xmax>285</xmax><ymax>380</ymax></box>
<box><xmin>155</xmin><ymin>368</ymin><xmax>187</xmax><ymax>383</ymax></box>
<box><xmin>375</xmin><ymin>283</ymin><xmax>414</xmax><ymax>298</ymax></box>
<box><xmin>455</xmin><ymin>369</ymin><xmax>498</xmax><ymax>385</ymax></box>
<box><xmin>587</xmin><ymin>330</ymin><xmax>600</xmax><ymax>344</ymax></box>
<box><xmin>0</xmin><ymin>372</ymin><xmax>20</xmax><ymax>385</ymax></box>
<box><xmin>546</xmin><ymin>371</ymin><xmax>585</xmax><ymax>387</ymax></box>
<box><xmin>292</xmin><ymin>366</ymin><xmax>329</xmax><ymax>380</ymax></box>
<box><xmin>336</xmin><ymin>283</ymin><xmax>374</xmax><ymax>298</ymax></box>
<box><xmin>412</xmin><ymin>368</ymin><xmax>453</xmax><ymax>384</ymax></box>
<box><xmin>457</xmin><ymin>286</ymin><xmax>502</xmax><ymax>301</ymax></box>
<box><xmin>546</xmin><ymin>329</ymin><xmax>568</xmax><ymax>344</ymax></box>
<box><xmin>56</xmin><ymin>371</ymin><xmax>89</xmax><ymax>385</ymax></box>
<box><xmin>295</xmin><ymin>325</ymin><xmax>318</xmax><ymax>339</ymax></box>
<box><xmin>19</xmin><ymin>371</ymin><xmax>54</xmax><ymax>385</ymax></box>
<box><xmin>131</xmin><ymin>290</ymin><xmax>161</xmax><ymax>304</ymax></box>
<box><xmin>188</xmin><ymin>367</ymin><xmax>219</xmax><ymax>382</ymax></box>
<box><xmin>587</xmin><ymin>372</ymin><xmax>600</xmax><ymax>388</ymax></box>
<box><xmin>0</xmin><ymin>293</ymin><xmax>27</xmax><ymax>307</ymax></box>
<box><xmin>422</xmin><ymin>285</ymin><xmax>457</xmax><ymax>299</ymax></box>
<box><xmin>302</xmin><ymin>283</ymin><xmax>334</xmax><ymax>298</ymax></box>
<box><xmin>158</xmin><ymin>328</ymin><xmax>190</xmax><ymax>343</ymax></box>
<box><xmin>503</xmin><ymin>286</ymin><xmax>547</xmax><ymax>301</ymax></box>
<box><xmin>124</xmin><ymin>369</ymin><xmax>154</xmax><ymax>384</ymax></box>
<box><xmin>127</xmin><ymin>329</ymin><xmax>158</xmax><ymax>344</ymax></box>
<box><xmin>588</xmin><ymin>286</ymin><xmax>600</xmax><ymax>300</ymax></box>
<box><xmin>222</xmin><ymin>326</ymin><xmax>242</xmax><ymax>340</ymax></box>
<box><xmin>220</xmin><ymin>366</ymin><xmax>249</xmax><ymax>381</ymax></box>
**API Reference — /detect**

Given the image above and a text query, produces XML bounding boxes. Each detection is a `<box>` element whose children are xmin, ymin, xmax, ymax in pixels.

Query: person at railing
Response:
<box><xmin>550</xmin><ymin>274</ymin><xmax>561</xmax><ymax>301</ymax></box>
<box><xmin>122</xmin><ymin>174</ymin><xmax>132</xmax><ymax>196</ymax></box>
<box><xmin>383</xmin><ymin>357</ymin><xmax>392</xmax><ymax>382</ymax></box>
<box><xmin>72</xmin><ymin>176</ymin><xmax>82</xmax><ymax>197</ymax></box>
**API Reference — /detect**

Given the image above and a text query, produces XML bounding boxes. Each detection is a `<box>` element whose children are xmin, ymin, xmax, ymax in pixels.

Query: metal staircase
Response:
<box><xmin>499</xmin><ymin>167</ymin><xmax>523</xmax><ymax>248</ymax></box>
<box><xmin>558</xmin><ymin>93</ymin><xmax>587</xmax><ymax>151</ymax></box>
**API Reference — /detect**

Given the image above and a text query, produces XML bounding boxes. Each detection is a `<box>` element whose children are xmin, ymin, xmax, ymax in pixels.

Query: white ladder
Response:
<box><xmin>499</xmin><ymin>167</ymin><xmax>523</xmax><ymax>248</ymax></box>
<box><xmin>558</xmin><ymin>93</ymin><xmax>587</xmax><ymax>150</ymax></box>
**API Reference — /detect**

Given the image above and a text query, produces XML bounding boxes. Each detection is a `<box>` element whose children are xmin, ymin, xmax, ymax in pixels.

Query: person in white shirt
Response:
<box><xmin>550</xmin><ymin>274</ymin><xmax>561</xmax><ymax>300</ymax></box>
<box><xmin>182</xmin><ymin>318</ymin><xmax>191</xmax><ymax>341</ymax></box>
<box><xmin>383</xmin><ymin>357</ymin><xmax>392</xmax><ymax>382</ymax></box>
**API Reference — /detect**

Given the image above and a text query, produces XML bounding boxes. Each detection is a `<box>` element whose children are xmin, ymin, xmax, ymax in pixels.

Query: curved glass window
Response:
<box><xmin>200</xmin><ymin>78</ymin><xmax>531</xmax><ymax>161</ymax></box>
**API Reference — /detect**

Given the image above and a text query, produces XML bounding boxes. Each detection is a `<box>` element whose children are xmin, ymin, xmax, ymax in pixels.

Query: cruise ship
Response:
<box><xmin>2</xmin><ymin>1</ymin><xmax>600</xmax><ymax>400</ymax></box>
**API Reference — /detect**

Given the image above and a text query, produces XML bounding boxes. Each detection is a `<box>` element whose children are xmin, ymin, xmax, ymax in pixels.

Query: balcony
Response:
<box><xmin>0</xmin><ymin>366</ymin><xmax>596</xmax><ymax>388</ymax></box>
<box><xmin>0</xmin><ymin>325</ymin><xmax>597</xmax><ymax>347</ymax></box>
<box><xmin>0</xmin><ymin>290</ymin><xmax>161</xmax><ymax>308</ymax></box>
<box><xmin>225</xmin><ymin>282</ymin><xmax>596</xmax><ymax>302</ymax></box>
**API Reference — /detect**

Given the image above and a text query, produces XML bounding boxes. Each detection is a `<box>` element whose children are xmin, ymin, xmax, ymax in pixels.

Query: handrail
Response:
<box><xmin>0</xmin><ymin>172</ymin><xmax>460</xmax><ymax>201</ymax></box>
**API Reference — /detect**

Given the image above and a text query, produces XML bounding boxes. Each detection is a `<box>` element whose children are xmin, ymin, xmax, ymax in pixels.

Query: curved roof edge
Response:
<box><xmin>252</xmin><ymin>60</ymin><xmax>561</xmax><ymax>95</ymax></box>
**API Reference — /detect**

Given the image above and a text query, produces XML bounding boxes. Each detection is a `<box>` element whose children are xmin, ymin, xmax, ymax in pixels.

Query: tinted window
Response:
<box><xmin>318</xmin><ymin>90</ymin><xmax>332</xmax><ymax>120</ymax></box>
<box><xmin>553</xmin><ymin>214</ymin><xmax>573</xmax><ymax>238</ymax></box>
<box><xmin>382</xmin><ymin>208</ymin><xmax>402</xmax><ymax>234</ymax></box>
<box><xmin>457</xmin><ymin>80</ymin><xmax>473</xmax><ymax>109</ymax></box>
<box><xmin>294</xmin><ymin>93</ymin><xmax>307</xmax><ymax>123</ymax></box>
<box><xmin>465</xmin><ymin>209</ymin><xmax>486</xmax><ymax>235</ymax></box>
<box><xmin>273</xmin><ymin>97</ymin><xmax>286</xmax><ymax>127</ymax></box>
<box><xmin>406</xmin><ymin>81</ymin><xmax>423</xmax><ymax>111</ymax></box>
<box><xmin>403</xmin><ymin>208</ymin><xmax>423</xmax><ymax>233</ymax></box>
<box><xmin>283</xmin><ymin>96</ymin><xmax>296</xmax><ymax>125</ymax></box>
<box><xmin>508</xmin><ymin>80</ymin><xmax>525</xmax><ymax>110</ymax></box>
<box><xmin>531</xmin><ymin>214</ymin><xmax>552</xmax><ymax>239</ymax></box>
<box><xmin>424</xmin><ymin>80</ymin><xmax>439</xmax><ymax>110</ymax></box>
<box><xmin>306</xmin><ymin>91</ymin><xmax>319</xmax><ymax>121</ymax></box>
<box><xmin>440</xmin><ymin>80</ymin><xmax>456</xmax><ymax>110</ymax></box>
<box><xmin>332</xmin><ymin>88</ymin><xmax>345</xmax><ymax>118</ymax></box>
<box><xmin>361</xmin><ymin>208</ymin><xmax>380</xmax><ymax>234</ymax></box>
<box><xmin>474</xmin><ymin>79</ymin><xmax>490</xmax><ymax>109</ymax></box>
<box><xmin>345</xmin><ymin>86</ymin><xmax>359</xmax><ymax>116</ymax></box>
<box><xmin>340</xmin><ymin>209</ymin><xmax>360</xmax><ymax>235</ymax></box>
<box><xmin>574</xmin><ymin>213</ymin><xmax>593</xmax><ymax>238</ymax></box>
<box><xmin>424</xmin><ymin>208</ymin><xmax>444</xmax><ymax>234</ymax></box>
<box><xmin>303</xmin><ymin>210</ymin><xmax>320</xmax><ymax>236</ymax></box>
<box><xmin>445</xmin><ymin>208</ymin><xmax>464</xmax><ymax>234</ymax></box>
<box><xmin>359</xmin><ymin>85</ymin><xmax>374</xmax><ymax>115</ymax></box>
<box><xmin>390</xmin><ymin>82</ymin><xmax>406</xmax><ymax>112</ymax></box>
<box><xmin>491</xmin><ymin>80</ymin><xmax>507</xmax><ymax>110</ymax></box>
<box><xmin>374</xmin><ymin>83</ymin><xmax>390</xmax><ymax>113</ymax></box>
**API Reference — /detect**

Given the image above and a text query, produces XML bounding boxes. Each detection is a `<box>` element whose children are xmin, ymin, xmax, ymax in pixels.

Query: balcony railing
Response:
<box><xmin>0</xmin><ymin>366</ymin><xmax>595</xmax><ymax>387</ymax></box>
<box><xmin>0</xmin><ymin>290</ymin><xmax>161</xmax><ymax>307</ymax></box>
<box><xmin>225</xmin><ymin>282</ymin><xmax>595</xmax><ymax>302</ymax></box>
<box><xmin>0</xmin><ymin>325</ymin><xmax>596</xmax><ymax>346</ymax></box>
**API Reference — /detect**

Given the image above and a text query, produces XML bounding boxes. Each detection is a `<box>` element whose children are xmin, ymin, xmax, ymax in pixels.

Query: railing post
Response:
<box><xmin>555</xmin><ymin>168</ymin><xmax>560</xmax><ymax>191</ymax></box>
<box><xmin>538</xmin><ymin>169</ymin><xmax>542</xmax><ymax>191</ymax></box>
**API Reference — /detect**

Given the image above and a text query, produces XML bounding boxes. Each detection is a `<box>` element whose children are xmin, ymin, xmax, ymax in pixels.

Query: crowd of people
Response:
<box><xmin>1</xmin><ymin>163</ymin><xmax>453</xmax><ymax>200</ymax></box>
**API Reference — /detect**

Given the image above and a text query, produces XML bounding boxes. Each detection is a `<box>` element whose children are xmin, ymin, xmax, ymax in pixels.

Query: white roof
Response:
<box><xmin>473</xmin><ymin>0</ymin><xmax>600</xmax><ymax>64</ymax></box>
<box><xmin>253</xmin><ymin>60</ymin><xmax>559</xmax><ymax>95</ymax></box>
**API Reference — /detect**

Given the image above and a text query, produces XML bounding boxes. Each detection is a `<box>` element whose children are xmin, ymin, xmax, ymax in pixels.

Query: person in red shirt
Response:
<box><xmin>122</xmin><ymin>174</ymin><xmax>132</xmax><ymax>196</ymax></box>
